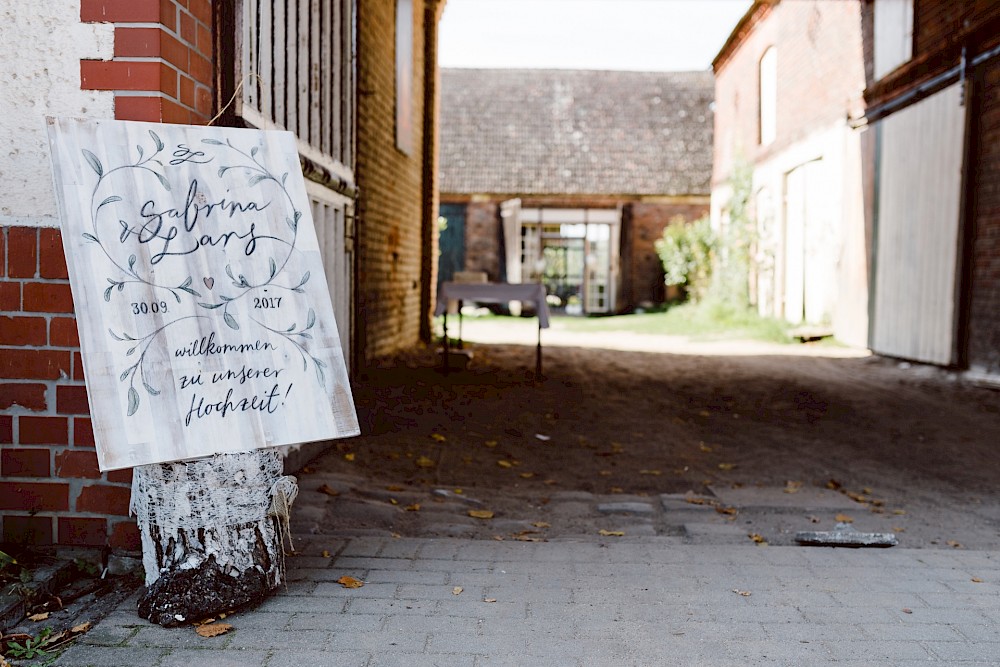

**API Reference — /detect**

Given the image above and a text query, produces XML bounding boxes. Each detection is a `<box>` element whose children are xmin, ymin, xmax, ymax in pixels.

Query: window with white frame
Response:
<box><xmin>873</xmin><ymin>0</ymin><xmax>914</xmax><ymax>80</ymax></box>
<box><xmin>759</xmin><ymin>46</ymin><xmax>777</xmax><ymax>146</ymax></box>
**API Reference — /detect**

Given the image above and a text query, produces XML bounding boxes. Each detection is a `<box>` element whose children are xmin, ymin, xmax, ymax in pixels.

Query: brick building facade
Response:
<box><xmin>861</xmin><ymin>0</ymin><xmax>1000</xmax><ymax>376</ymax></box>
<box><xmin>712</xmin><ymin>0</ymin><xmax>869</xmax><ymax>346</ymax></box>
<box><xmin>0</xmin><ymin>0</ymin><xmax>442</xmax><ymax>549</ymax></box>
<box><xmin>438</xmin><ymin>69</ymin><xmax>713</xmax><ymax>314</ymax></box>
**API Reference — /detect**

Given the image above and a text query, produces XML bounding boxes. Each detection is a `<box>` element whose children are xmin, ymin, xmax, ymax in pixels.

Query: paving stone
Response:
<box><xmin>54</xmin><ymin>645</ymin><xmax>170</xmax><ymax>666</ymax></box>
<box><xmin>266</xmin><ymin>649</ymin><xmax>371</xmax><ymax>667</ymax></box>
<box><xmin>596</xmin><ymin>502</ymin><xmax>656</xmax><ymax>514</ymax></box>
<box><xmin>158</xmin><ymin>648</ymin><xmax>270</xmax><ymax>667</ymax></box>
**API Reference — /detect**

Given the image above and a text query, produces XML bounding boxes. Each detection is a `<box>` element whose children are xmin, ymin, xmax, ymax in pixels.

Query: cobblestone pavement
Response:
<box><xmin>55</xmin><ymin>531</ymin><xmax>1000</xmax><ymax>666</ymax></box>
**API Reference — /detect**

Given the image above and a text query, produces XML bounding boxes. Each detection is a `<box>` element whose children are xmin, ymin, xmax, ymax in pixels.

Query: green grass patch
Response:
<box><xmin>554</xmin><ymin>300</ymin><xmax>793</xmax><ymax>342</ymax></box>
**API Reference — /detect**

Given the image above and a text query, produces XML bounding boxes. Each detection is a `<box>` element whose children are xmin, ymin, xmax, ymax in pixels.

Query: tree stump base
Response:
<box><xmin>131</xmin><ymin>451</ymin><xmax>297</xmax><ymax>627</ymax></box>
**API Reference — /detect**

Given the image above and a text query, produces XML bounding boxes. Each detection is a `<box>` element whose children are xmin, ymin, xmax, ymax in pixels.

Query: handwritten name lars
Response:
<box><xmin>47</xmin><ymin>118</ymin><xmax>359</xmax><ymax>471</ymax></box>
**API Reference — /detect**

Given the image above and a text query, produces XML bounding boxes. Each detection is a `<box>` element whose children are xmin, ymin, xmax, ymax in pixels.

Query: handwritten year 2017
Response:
<box><xmin>254</xmin><ymin>297</ymin><xmax>282</xmax><ymax>309</ymax></box>
<box><xmin>131</xmin><ymin>300</ymin><xmax>168</xmax><ymax>315</ymax></box>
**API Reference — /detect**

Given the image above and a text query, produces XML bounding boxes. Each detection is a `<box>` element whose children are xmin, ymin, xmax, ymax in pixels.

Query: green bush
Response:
<box><xmin>654</xmin><ymin>215</ymin><xmax>715</xmax><ymax>302</ymax></box>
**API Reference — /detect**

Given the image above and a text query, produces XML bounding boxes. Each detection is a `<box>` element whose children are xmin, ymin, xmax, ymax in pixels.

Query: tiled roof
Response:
<box><xmin>440</xmin><ymin>68</ymin><xmax>714</xmax><ymax>196</ymax></box>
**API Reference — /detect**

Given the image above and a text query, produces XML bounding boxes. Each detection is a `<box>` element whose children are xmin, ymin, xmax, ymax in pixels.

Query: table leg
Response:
<box><xmin>536</xmin><ymin>321</ymin><xmax>542</xmax><ymax>378</ymax></box>
<box><xmin>442</xmin><ymin>312</ymin><xmax>450</xmax><ymax>374</ymax></box>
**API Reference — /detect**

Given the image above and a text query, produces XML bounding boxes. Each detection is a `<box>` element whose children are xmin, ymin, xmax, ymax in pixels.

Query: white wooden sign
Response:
<box><xmin>47</xmin><ymin>118</ymin><xmax>359</xmax><ymax>471</ymax></box>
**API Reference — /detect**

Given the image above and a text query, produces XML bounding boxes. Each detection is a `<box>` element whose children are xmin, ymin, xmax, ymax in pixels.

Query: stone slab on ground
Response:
<box><xmin>53</xmin><ymin>537</ymin><xmax>1000</xmax><ymax>666</ymax></box>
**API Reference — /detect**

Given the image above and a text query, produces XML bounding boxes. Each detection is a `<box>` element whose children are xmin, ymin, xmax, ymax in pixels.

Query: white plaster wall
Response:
<box><xmin>710</xmin><ymin>121</ymin><xmax>870</xmax><ymax>347</ymax></box>
<box><xmin>0</xmin><ymin>1</ymin><xmax>114</xmax><ymax>228</ymax></box>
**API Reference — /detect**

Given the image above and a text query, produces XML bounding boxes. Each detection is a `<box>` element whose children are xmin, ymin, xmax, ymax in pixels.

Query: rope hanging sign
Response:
<box><xmin>47</xmin><ymin>118</ymin><xmax>359</xmax><ymax>471</ymax></box>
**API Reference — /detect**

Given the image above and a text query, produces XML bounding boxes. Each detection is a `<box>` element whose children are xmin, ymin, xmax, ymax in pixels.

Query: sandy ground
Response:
<box><xmin>304</xmin><ymin>317</ymin><xmax>1000</xmax><ymax>549</ymax></box>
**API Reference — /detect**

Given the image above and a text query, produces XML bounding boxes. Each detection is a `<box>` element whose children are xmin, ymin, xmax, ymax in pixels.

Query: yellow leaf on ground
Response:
<box><xmin>783</xmin><ymin>481</ymin><xmax>802</xmax><ymax>494</ymax></box>
<box><xmin>454</xmin><ymin>489</ymin><xmax>463</xmax><ymax>494</ymax></box>
<box><xmin>893</xmin><ymin>509</ymin><xmax>906</xmax><ymax>515</ymax></box>
<box><xmin>610</xmin><ymin>487</ymin><xmax>624</xmax><ymax>493</ymax></box>
<box><xmin>639</xmin><ymin>469</ymin><xmax>662</xmax><ymax>476</ymax></box>
<box><xmin>344</xmin><ymin>453</ymin><xmax>355</xmax><ymax>462</ymax></box>
<box><xmin>718</xmin><ymin>463</ymin><xmax>736</xmax><ymax>471</ymax></box>
<box><xmin>972</xmin><ymin>577</ymin><xmax>984</xmax><ymax>583</ymax></box>
<box><xmin>391</xmin><ymin>532</ymin><xmax>402</xmax><ymax>539</ymax></box>
<box><xmin>28</xmin><ymin>612</ymin><xmax>49</xmax><ymax>622</ymax></box>
<box><xmin>598</xmin><ymin>529</ymin><xmax>625</xmax><ymax>537</ymax></box>
<box><xmin>469</xmin><ymin>510</ymin><xmax>495</xmax><ymax>519</ymax></box>
<box><xmin>405</xmin><ymin>503</ymin><xmax>421</xmax><ymax>512</ymax></box>
<box><xmin>390</xmin><ymin>498</ymin><xmax>398</xmax><ymax>505</ymax></box>
<box><xmin>685</xmin><ymin>496</ymin><xmax>711</xmax><ymax>506</ymax></box>
<box><xmin>386</xmin><ymin>485</ymin><xmax>405</xmax><ymax>491</ymax></box>
<box><xmin>835</xmin><ymin>514</ymin><xmax>854</xmax><ymax>523</ymax></box>
<box><xmin>317</xmin><ymin>484</ymin><xmax>340</xmax><ymax>497</ymax></box>
<box><xmin>699</xmin><ymin>410</ymin><xmax>711</xmax><ymax>417</ymax></box>
<box><xmin>749</xmin><ymin>533</ymin><xmax>766</xmax><ymax>544</ymax></box>
<box><xmin>71</xmin><ymin>622</ymin><xmax>92</xmax><ymax>633</ymax></box>
<box><xmin>485</xmin><ymin>440</ymin><xmax>498</xmax><ymax>448</ymax></box>
<box><xmin>195</xmin><ymin>623</ymin><xmax>233</xmax><ymax>638</ymax></box>
<box><xmin>431</xmin><ymin>433</ymin><xmax>447</xmax><ymax>442</ymax></box>
<box><xmin>519</xmin><ymin>472</ymin><xmax>535</xmax><ymax>479</ymax></box>
<box><xmin>416</xmin><ymin>456</ymin><xmax>435</xmax><ymax>468</ymax></box>
<box><xmin>497</xmin><ymin>460</ymin><xmax>513</xmax><ymax>468</ymax></box>
<box><xmin>698</xmin><ymin>442</ymin><xmax>713</xmax><ymax>453</ymax></box>
<box><xmin>451</xmin><ymin>586</ymin><xmax>464</xmax><ymax>595</ymax></box>
<box><xmin>532</xmin><ymin>522</ymin><xmax>551</xmax><ymax>528</ymax></box>
<box><xmin>337</xmin><ymin>576</ymin><xmax>364</xmax><ymax>589</ymax></box>
<box><xmin>715</xmin><ymin>506</ymin><xmax>738</xmax><ymax>516</ymax></box>
<box><xmin>322</xmin><ymin>550</ymin><xmax>331</xmax><ymax>558</ymax></box>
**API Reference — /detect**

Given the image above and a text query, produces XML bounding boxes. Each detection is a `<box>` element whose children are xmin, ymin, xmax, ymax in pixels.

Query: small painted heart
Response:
<box><xmin>203</xmin><ymin>277</ymin><xmax>215</xmax><ymax>290</ymax></box>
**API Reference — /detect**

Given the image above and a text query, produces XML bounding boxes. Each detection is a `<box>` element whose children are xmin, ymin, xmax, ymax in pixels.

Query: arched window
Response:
<box><xmin>759</xmin><ymin>46</ymin><xmax>777</xmax><ymax>146</ymax></box>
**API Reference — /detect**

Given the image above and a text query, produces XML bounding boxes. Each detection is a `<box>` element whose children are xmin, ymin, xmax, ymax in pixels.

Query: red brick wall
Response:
<box><xmin>0</xmin><ymin>0</ymin><xmax>215</xmax><ymax>549</ymax></box>
<box><xmin>355</xmin><ymin>0</ymin><xmax>432</xmax><ymax>361</ymax></box>
<box><xmin>0</xmin><ymin>227</ymin><xmax>137</xmax><ymax>548</ymax></box>
<box><xmin>713</xmin><ymin>1</ymin><xmax>865</xmax><ymax>186</ymax></box>
<box><xmin>966</xmin><ymin>58</ymin><xmax>1000</xmax><ymax>374</ymax></box>
<box><xmin>625</xmin><ymin>202</ymin><xmax>710</xmax><ymax>308</ymax></box>
<box><xmin>81</xmin><ymin>0</ymin><xmax>214</xmax><ymax>124</ymax></box>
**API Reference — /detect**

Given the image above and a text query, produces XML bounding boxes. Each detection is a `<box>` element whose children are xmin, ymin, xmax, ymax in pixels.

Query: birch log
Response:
<box><xmin>132</xmin><ymin>450</ymin><xmax>297</xmax><ymax>626</ymax></box>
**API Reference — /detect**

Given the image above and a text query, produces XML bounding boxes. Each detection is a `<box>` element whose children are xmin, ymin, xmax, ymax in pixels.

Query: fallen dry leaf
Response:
<box><xmin>639</xmin><ymin>469</ymin><xmax>662</xmax><ymax>476</ymax></box>
<box><xmin>391</xmin><ymin>532</ymin><xmax>402</xmax><ymax>539</ymax></box>
<box><xmin>732</xmin><ymin>589</ymin><xmax>752</xmax><ymax>597</ymax></box>
<box><xmin>484</xmin><ymin>598</ymin><xmax>497</xmax><ymax>603</ymax></box>
<box><xmin>902</xmin><ymin>608</ymin><xmax>913</xmax><ymax>614</ymax></box>
<box><xmin>715</xmin><ymin>506</ymin><xmax>738</xmax><ymax>516</ymax></box>
<box><xmin>28</xmin><ymin>612</ymin><xmax>49</xmax><ymax>622</ymax></box>
<box><xmin>698</xmin><ymin>442</ymin><xmax>713</xmax><ymax>453</ymax></box>
<box><xmin>484</xmin><ymin>440</ymin><xmax>498</xmax><ymax>448</ymax></box>
<box><xmin>468</xmin><ymin>510</ymin><xmax>495</xmax><ymax>519</ymax></box>
<box><xmin>749</xmin><ymin>533</ymin><xmax>767</xmax><ymax>544</ymax></box>
<box><xmin>337</xmin><ymin>576</ymin><xmax>364</xmax><ymax>589</ymax></box>
<box><xmin>834</xmin><ymin>514</ymin><xmax>854</xmax><ymax>523</ymax></box>
<box><xmin>492</xmin><ymin>535</ymin><xmax>505</xmax><ymax>541</ymax></box>
<box><xmin>386</xmin><ymin>484</ymin><xmax>405</xmax><ymax>492</ymax></box>
<box><xmin>783</xmin><ymin>481</ymin><xmax>802</xmax><ymax>494</ymax></box>
<box><xmin>405</xmin><ymin>503</ymin><xmax>421</xmax><ymax>512</ymax></box>
<box><xmin>453</xmin><ymin>587</ymin><xmax>464</xmax><ymax>595</ymax></box>
<box><xmin>972</xmin><ymin>577</ymin><xmax>984</xmax><ymax>583</ymax></box>
<box><xmin>698</xmin><ymin>410</ymin><xmax>711</xmax><ymax>417</ymax></box>
<box><xmin>532</xmin><ymin>522</ymin><xmax>551</xmax><ymax>528</ymax></box>
<box><xmin>717</xmin><ymin>463</ymin><xmax>736</xmax><ymax>471</ymax></box>
<box><xmin>431</xmin><ymin>433</ymin><xmax>447</xmax><ymax>442</ymax></box>
<box><xmin>71</xmin><ymin>622</ymin><xmax>91</xmax><ymax>634</ymax></box>
<box><xmin>519</xmin><ymin>472</ymin><xmax>535</xmax><ymax>479</ymax></box>
<box><xmin>598</xmin><ymin>529</ymin><xmax>625</xmax><ymax>537</ymax></box>
<box><xmin>322</xmin><ymin>550</ymin><xmax>331</xmax><ymax>558</ymax></box>
<box><xmin>415</xmin><ymin>456</ymin><xmax>435</xmax><ymax>468</ymax></box>
<box><xmin>610</xmin><ymin>487</ymin><xmax>624</xmax><ymax>493</ymax></box>
<box><xmin>544</xmin><ymin>479</ymin><xmax>557</xmax><ymax>485</ymax></box>
<box><xmin>344</xmin><ymin>453</ymin><xmax>355</xmax><ymax>462</ymax></box>
<box><xmin>497</xmin><ymin>460</ymin><xmax>513</xmax><ymax>469</ymax></box>
<box><xmin>685</xmin><ymin>496</ymin><xmax>712</xmax><ymax>506</ymax></box>
<box><xmin>317</xmin><ymin>484</ymin><xmax>340</xmax><ymax>497</ymax></box>
<box><xmin>947</xmin><ymin>540</ymin><xmax>962</xmax><ymax>549</ymax></box>
<box><xmin>893</xmin><ymin>509</ymin><xmax>906</xmax><ymax>515</ymax></box>
<box><xmin>598</xmin><ymin>470</ymin><xmax>612</xmax><ymax>476</ymax></box>
<box><xmin>826</xmin><ymin>479</ymin><xmax>843</xmax><ymax>490</ymax></box>
<box><xmin>195</xmin><ymin>622</ymin><xmax>232</xmax><ymax>638</ymax></box>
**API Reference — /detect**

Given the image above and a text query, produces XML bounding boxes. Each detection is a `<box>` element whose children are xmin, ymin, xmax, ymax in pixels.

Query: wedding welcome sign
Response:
<box><xmin>47</xmin><ymin>118</ymin><xmax>359</xmax><ymax>471</ymax></box>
